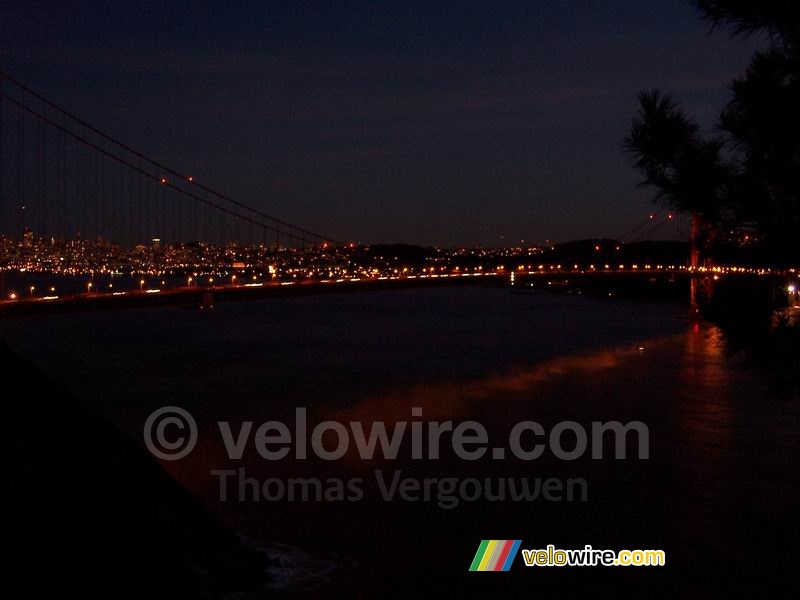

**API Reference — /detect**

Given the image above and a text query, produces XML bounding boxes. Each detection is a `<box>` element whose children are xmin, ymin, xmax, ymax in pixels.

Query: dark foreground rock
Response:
<box><xmin>0</xmin><ymin>342</ymin><xmax>266</xmax><ymax>598</ymax></box>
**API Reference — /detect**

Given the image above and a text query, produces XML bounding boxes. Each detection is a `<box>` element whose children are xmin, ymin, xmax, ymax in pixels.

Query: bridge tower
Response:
<box><xmin>690</xmin><ymin>213</ymin><xmax>700</xmax><ymax>315</ymax></box>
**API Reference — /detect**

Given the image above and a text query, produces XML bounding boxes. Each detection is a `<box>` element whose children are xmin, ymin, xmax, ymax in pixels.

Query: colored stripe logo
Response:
<box><xmin>469</xmin><ymin>540</ymin><xmax>522</xmax><ymax>571</ymax></box>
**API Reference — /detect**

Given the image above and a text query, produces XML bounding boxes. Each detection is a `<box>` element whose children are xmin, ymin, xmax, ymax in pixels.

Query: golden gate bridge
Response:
<box><xmin>0</xmin><ymin>72</ymin><xmax>696</xmax><ymax>251</ymax></box>
<box><xmin>0</xmin><ymin>71</ymin><xmax>339</xmax><ymax>249</ymax></box>
<box><xmin>0</xmin><ymin>72</ymin><xmax>737</xmax><ymax>316</ymax></box>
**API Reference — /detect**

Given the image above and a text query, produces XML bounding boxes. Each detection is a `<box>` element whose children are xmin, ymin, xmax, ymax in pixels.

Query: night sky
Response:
<box><xmin>1</xmin><ymin>1</ymin><xmax>760</xmax><ymax>246</ymax></box>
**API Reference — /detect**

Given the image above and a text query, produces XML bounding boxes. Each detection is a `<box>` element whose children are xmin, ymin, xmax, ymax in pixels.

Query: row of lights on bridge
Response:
<box><xmin>5</xmin><ymin>276</ymin><xmax>799</xmax><ymax>303</ymax></box>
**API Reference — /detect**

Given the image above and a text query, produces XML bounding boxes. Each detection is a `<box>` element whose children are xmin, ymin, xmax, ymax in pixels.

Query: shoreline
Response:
<box><xmin>0</xmin><ymin>269</ymin><xmax>693</xmax><ymax>318</ymax></box>
<box><xmin>0</xmin><ymin>342</ymin><xmax>267</xmax><ymax>597</ymax></box>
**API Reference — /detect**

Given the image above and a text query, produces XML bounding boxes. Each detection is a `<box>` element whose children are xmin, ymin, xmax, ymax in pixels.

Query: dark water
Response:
<box><xmin>2</xmin><ymin>287</ymin><xmax>798</xmax><ymax>597</ymax></box>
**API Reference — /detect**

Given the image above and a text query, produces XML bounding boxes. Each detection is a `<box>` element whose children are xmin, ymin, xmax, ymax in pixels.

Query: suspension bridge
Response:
<box><xmin>0</xmin><ymin>73</ymin><xmax>753</xmax><ymax>316</ymax></box>
<box><xmin>0</xmin><ymin>72</ymin><xmax>341</xmax><ymax>250</ymax></box>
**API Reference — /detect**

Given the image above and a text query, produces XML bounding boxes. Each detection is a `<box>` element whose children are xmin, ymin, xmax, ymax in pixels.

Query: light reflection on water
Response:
<box><xmin>1</xmin><ymin>287</ymin><xmax>798</xmax><ymax>595</ymax></box>
<box><xmin>323</xmin><ymin>343</ymin><xmax>650</xmax><ymax>426</ymax></box>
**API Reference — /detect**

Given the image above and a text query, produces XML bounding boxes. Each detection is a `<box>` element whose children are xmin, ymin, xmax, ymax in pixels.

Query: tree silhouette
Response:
<box><xmin>625</xmin><ymin>1</ymin><xmax>800</xmax><ymax>266</ymax></box>
<box><xmin>694</xmin><ymin>0</ymin><xmax>800</xmax><ymax>49</ymax></box>
<box><xmin>721</xmin><ymin>49</ymin><xmax>800</xmax><ymax>263</ymax></box>
<box><xmin>623</xmin><ymin>90</ymin><xmax>728</xmax><ymax>223</ymax></box>
<box><xmin>625</xmin><ymin>2</ymin><xmax>800</xmax><ymax>394</ymax></box>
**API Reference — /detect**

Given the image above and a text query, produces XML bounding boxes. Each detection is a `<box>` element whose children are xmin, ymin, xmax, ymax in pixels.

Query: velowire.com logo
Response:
<box><xmin>469</xmin><ymin>540</ymin><xmax>522</xmax><ymax>572</ymax></box>
<box><xmin>470</xmin><ymin>541</ymin><xmax>666</xmax><ymax>571</ymax></box>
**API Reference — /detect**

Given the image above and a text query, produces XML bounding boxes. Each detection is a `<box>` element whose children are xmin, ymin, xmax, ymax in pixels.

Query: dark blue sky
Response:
<box><xmin>1</xmin><ymin>1</ymin><xmax>760</xmax><ymax>245</ymax></box>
